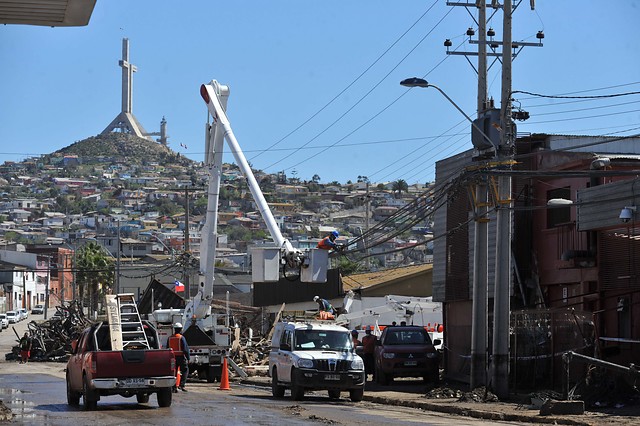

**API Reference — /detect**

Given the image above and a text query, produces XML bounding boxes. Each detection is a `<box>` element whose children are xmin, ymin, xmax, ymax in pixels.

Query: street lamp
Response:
<box><xmin>400</xmin><ymin>77</ymin><xmax>495</xmax><ymax>149</ymax></box>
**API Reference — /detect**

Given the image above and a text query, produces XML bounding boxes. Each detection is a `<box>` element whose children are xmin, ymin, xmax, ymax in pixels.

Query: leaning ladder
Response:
<box><xmin>105</xmin><ymin>294</ymin><xmax>150</xmax><ymax>350</ymax></box>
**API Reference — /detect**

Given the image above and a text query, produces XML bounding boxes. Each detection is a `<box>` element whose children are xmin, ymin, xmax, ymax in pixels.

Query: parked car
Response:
<box><xmin>18</xmin><ymin>308</ymin><xmax>28</xmax><ymax>321</ymax></box>
<box><xmin>31</xmin><ymin>305</ymin><xmax>44</xmax><ymax>315</ymax></box>
<box><xmin>0</xmin><ymin>314</ymin><xmax>8</xmax><ymax>329</ymax></box>
<box><xmin>6</xmin><ymin>311</ymin><xmax>19</xmax><ymax>324</ymax></box>
<box><xmin>269</xmin><ymin>320</ymin><xmax>365</xmax><ymax>402</ymax></box>
<box><xmin>374</xmin><ymin>325</ymin><xmax>441</xmax><ymax>385</ymax></box>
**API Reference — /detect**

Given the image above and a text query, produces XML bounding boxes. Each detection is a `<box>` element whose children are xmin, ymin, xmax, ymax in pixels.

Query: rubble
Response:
<box><xmin>4</xmin><ymin>301</ymin><xmax>92</xmax><ymax>363</ymax></box>
<box><xmin>424</xmin><ymin>385</ymin><xmax>499</xmax><ymax>403</ymax></box>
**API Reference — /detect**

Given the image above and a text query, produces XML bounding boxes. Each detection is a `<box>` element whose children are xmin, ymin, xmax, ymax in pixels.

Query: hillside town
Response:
<box><xmin>0</xmin><ymin>138</ymin><xmax>435</xmax><ymax>314</ymax></box>
<box><xmin>2</xmin><ymin>1</ymin><xmax>640</xmax><ymax>424</ymax></box>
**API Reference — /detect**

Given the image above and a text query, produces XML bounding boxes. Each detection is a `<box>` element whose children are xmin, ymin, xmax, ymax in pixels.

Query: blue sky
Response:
<box><xmin>1</xmin><ymin>1</ymin><xmax>639</xmax><ymax>184</ymax></box>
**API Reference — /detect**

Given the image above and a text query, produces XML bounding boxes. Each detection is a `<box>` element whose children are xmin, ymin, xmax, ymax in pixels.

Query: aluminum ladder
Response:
<box><xmin>105</xmin><ymin>293</ymin><xmax>150</xmax><ymax>350</ymax></box>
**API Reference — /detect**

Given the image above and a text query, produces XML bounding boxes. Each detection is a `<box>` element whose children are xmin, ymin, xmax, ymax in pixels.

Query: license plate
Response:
<box><xmin>121</xmin><ymin>378</ymin><xmax>146</xmax><ymax>387</ymax></box>
<box><xmin>404</xmin><ymin>361</ymin><xmax>418</xmax><ymax>367</ymax></box>
<box><xmin>325</xmin><ymin>374</ymin><xmax>340</xmax><ymax>381</ymax></box>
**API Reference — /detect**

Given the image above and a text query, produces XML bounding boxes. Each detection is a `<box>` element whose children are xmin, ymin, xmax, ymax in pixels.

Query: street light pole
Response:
<box><xmin>401</xmin><ymin>76</ymin><xmax>493</xmax><ymax>389</ymax></box>
<box><xmin>400</xmin><ymin>78</ymin><xmax>495</xmax><ymax>149</ymax></box>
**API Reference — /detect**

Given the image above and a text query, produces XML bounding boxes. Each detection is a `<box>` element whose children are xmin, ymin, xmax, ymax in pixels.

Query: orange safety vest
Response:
<box><xmin>168</xmin><ymin>334</ymin><xmax>184</xmax><ymax>357</ymax></box>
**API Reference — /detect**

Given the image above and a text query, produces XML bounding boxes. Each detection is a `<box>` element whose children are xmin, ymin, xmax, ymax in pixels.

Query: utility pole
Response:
<box><xmin>168</xmin><ymin>185</ymin><xmax>204</xmax><ymax>296</ymax></box>
<box><xmin>116</xmin><ymin>220</ymin><xmax>121</xmax><ymax>294</ymax></box>
<box><xmin>492</xmin><ymin>0</ymin><xmax>514</xmax><ymax>399</ymax></box>
<box><xmin>365</xmin><ymin>180</ymin><xmax>371</xmax><ymax>271</ymax></box>
<box><xmin>60</xmin><ymin>253</ymin><xmax>65</xmax><ymax>305</ymax></box>
<box><xmin>471</xmin><ymin>0</ymin><xmax>489</xmax><ymax>390</ymax></box>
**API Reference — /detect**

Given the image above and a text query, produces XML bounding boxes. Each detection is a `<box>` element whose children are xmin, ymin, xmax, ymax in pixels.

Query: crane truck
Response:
<box><xmin>153</xmin><ymin>80</ymin><xmax>330</xmax><ymax>383</ymax></box>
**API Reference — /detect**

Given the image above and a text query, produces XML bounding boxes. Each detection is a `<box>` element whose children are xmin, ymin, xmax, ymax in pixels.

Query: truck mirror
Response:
<box><xmin>71</xmin><ymin>339</ymin><xmax>78</xmax><ymax>354</ymax></box>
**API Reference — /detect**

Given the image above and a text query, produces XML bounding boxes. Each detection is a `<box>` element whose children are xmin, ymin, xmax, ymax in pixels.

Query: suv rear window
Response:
<box><xmin>384</xmin><ymin>329</ymin><xmax>431</xmax><ymax>345</ymax></box>
<box><xmin>294</xmin><ymin>330</ymin><xmax>352</xmax><ymax>351</ymax></box>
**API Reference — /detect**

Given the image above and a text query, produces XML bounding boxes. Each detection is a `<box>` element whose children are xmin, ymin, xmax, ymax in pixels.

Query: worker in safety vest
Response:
<box><xmin>169</xmin><ymin>322</ymin><xmax>190</xmax><ymax>392</ymax></box>
<box><xmin>317</xmin><ymin>230</ymin><xmax>339</xmax><ymax>250</ymax></box>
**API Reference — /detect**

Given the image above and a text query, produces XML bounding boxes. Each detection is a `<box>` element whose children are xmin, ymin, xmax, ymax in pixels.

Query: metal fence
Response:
<box><xmin>511</xmin><ymin>309</ymin><xmax>594</xmax><ymax>392</ymax></box>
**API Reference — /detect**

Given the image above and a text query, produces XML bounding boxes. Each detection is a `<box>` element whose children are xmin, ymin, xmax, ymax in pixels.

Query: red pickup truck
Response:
<box><xmin>66</xmin><ymin>321</ymin><xmax>176</xmax><ymax>410</ymax></box>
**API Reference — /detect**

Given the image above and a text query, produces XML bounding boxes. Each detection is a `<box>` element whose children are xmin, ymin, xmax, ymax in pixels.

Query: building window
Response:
<box><xmin>547</xmin><ymin>187</ymin><xmax>571</xmax><ymax>228</ymax></box>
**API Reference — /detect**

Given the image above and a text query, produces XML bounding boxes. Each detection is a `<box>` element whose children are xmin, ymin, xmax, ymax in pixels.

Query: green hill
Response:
<box><xmin>53</xmin><ymin>133</ymin><xmax>193</xmax><ymax>165</ymax></box>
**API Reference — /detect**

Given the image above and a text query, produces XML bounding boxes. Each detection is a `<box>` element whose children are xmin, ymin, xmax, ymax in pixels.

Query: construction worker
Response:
<box><xmin>317</xmin><ymin>230</ymin><xmax>339</xmax><ymax>250</ymax></box>
<box><xmin>313</xmin><ymin>296</ymin><xmax>335</xmax><ymax>315</ymax></box>
<box><xmin>168</xmin><ymin>323</ymin><xmax>190</xmax><ymax>392</ymax></box>
<box><xmin>361</xmin><ymin>327</ymin><xmax>377</xmax><ymax>380</ymax></box>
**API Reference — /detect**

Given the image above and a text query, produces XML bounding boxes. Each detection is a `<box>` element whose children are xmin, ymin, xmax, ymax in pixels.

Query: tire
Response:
<box><xmin>66</xmin><ymin>373</ymin><xmax>80</xmax><ymax>406</ymax></box>
<box><xmin>290</xmin><ymin>368</ymin><xmax>305</xmax><ymax>401</ymax></box>
<box><xmin>136</xmin><ymin>393</ymin><xmax>150</xmax><ymax>404</ymax></box>
<box><xmin>349</xmin><ymin>387</ymin><xmax>364</xmax><ymax>402</ymax></box>
<box><xmin>82</xmin><ymin>376</ymin><xmax>97</xmax><ymax>411</ymax></box>
<box><xmin>157</xmin><ymin>388</ymin><xmax>172</xmax><ymax>408</ymax></box>
<box><xmin>328</xmin><ymin>390</ymin><xmax>340</xmax><ymax>399</ymax></box>
<box><xmin>271</xmin><ymin>368</ymin><xmax>285</xmax><ymax>398</ymax></box>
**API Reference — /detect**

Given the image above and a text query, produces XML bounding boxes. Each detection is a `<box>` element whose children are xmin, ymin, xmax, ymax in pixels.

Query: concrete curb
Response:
<box><xmin>241</xmin><ymin>378</ymin><xmax>592</xmax><ymax>426</ymax></box>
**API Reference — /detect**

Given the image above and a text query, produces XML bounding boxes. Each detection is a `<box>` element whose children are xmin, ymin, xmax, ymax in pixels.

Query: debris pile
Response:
<box><xmin>5</xmin><ymin>301</ymin><xmax>92</xmax><ymax>363</ymax></box>
<box><xmin>457</xmin><ymin>386</ymin><xmax>499</xmax><ymax>403</ymax></box>
<box><xmin>229</xmin><ymin>336</ymin><xmax>271</xmax><ymax>375</ymax></box>
<box><xmin>425</xmin><ymin>387</ymin><xmax>463</xmax><ymax>399</ymax></box>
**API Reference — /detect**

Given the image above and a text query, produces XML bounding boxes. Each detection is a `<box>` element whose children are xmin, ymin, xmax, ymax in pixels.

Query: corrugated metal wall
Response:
<box><xmin>578</xmin><ymin>177</ymin><xmax>640</xmax><ymax>231</ymax></box>
<box><xmin>600</xmin><ymin>226</ymin><xmax>640</xmax><ymax>290</ymax></box>
<box><xmin>433</xmin><ymin>149</ymin><xmax>474</xmax><ymax>302</ymax></box>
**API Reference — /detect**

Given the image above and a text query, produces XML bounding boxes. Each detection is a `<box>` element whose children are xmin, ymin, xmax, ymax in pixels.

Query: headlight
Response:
<box><xmin>426</xmin><ymin>352</ymin><xmax>438</xmax><ymax>359</ymax></box>
<box><xmin>382</xmin><ymin>352</ymin><xmax>396</xmax><ymax>359</ymax></box>
<box><xmin>297</xmin><ymin>358</ymin><xmax>314</xmax><ymax>369</ymax></box>
<box><xmin>351</xmin><ymin>358</ymin><xmax>364</xmax><ymax>370</ymax></box>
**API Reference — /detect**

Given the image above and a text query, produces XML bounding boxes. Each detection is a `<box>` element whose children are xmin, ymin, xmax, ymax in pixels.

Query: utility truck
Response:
<box><xmin>149</xmin><ymin>80</ymin><xmax>331</xmax><ymax>383</ymax></box>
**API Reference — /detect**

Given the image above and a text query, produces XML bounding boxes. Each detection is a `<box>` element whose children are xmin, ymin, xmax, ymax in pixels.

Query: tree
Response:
<box><xmin>312</xmin><ymin>174</ymin><xmax>321</xmax><ymax>184</ymax></box>
<box><xmin>76</xmin><ymin>241</ymin><xmax>114</xmax><ymax>315</ymax></box>
<box><xmin>392</xmin><ymin>179</ymin><xmax>408</xmax><ymax>198</ymax></box>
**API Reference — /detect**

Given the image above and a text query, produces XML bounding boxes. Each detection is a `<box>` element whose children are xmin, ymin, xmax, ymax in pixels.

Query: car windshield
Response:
<box><xmin>294</xmin><ymin>329</ymin><xmax>353</xmax><ymax>351</ymax></box>
<box><xmin>384</xmin><ymin>329</ymin><xmax>432</xmax><ymax>345</ymax></box>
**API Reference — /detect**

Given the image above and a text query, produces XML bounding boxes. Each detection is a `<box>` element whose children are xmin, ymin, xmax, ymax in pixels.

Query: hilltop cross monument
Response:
<box><xmin>101</xmin><ymin>38</ymin><xmax>152</xmax><ymax>140</ymax></box>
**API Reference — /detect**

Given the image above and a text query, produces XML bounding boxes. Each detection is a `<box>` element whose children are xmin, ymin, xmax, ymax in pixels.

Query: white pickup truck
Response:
<box><xmin>269</xmin><ymin>321</ymin><xmax>365</xmax><ymax>402</ymax></box>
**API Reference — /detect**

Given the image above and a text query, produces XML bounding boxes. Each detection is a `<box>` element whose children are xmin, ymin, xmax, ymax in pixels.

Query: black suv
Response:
<box><xmin>374</xmin><ymin>325</ymin><xmax>441</xmax><ymax>385</ymax></box>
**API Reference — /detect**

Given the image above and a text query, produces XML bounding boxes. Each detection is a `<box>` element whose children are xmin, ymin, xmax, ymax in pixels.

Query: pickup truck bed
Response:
<box><xmin>66</xmin><ymin>321</ymin><xmax>176</xmax><ymax>410</ymax></box>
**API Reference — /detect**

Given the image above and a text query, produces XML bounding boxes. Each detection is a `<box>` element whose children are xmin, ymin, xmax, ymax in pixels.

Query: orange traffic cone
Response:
<box><xmin>176</xmin><ymin>366</ymin><xmax>181</xmax><ymax>388</ymax></box>
<box><xmin>218</xmin><ymin>357</ymin><xmax>230</xmax><ymax>391</ymax></box>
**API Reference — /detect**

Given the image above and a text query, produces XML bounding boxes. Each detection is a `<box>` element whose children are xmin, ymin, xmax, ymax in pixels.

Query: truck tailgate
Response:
<box><xmin>93</xmin><ymin>349</ymin><xmax>174</xmax><ymax>378</ymax></box>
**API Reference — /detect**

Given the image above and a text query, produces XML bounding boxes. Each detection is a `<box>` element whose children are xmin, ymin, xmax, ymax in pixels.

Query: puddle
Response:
<box><xmin>0</xmin><ymin>387</ymin><xmax>29</xmax><ymax>396</ymax></box>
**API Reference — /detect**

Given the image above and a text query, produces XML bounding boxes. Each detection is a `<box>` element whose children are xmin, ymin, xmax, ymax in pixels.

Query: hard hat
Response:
<box><xmin>174</xmin><ymin>322</ymin><xmax>182</xmax><ymax>329</ymax></box>
<box><xmin>331</xmin><ymin>230</ymin><xmax>339</xmax><ymax>237</ymax></box>
<box><xmin>351</xmin><ymin>330</ymin><xmax>359</xmax><ymax>336</ymax></box>
<box><xmin>313</xmin><ymin>296</ymin><xmax>320</xmax><ymax>302</ymax></box>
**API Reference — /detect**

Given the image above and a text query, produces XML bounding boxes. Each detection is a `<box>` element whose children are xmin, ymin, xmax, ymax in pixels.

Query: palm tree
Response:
<box><xmin>392</xmin><ymin>179</ymin><xmax>409</xmax><ymax>198</ymax></box>
<box><xmin>76</xmin><ymin>241</ymin><xmax>115</xmax><ymax>315</ymax></box>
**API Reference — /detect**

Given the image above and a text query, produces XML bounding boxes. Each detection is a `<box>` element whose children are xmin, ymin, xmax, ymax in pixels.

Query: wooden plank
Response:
<box><xmin>267</xmin><ymin>303</ymin><xmax>286</xmax><ymax>341</ymax></box>
<box><xmin>106</xmin><ymin>295</ymin><xmax>123</xmax><ymax>351</ymax></box>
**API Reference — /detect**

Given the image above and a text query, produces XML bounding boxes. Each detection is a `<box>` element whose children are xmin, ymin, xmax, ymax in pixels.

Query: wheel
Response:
<box><xmin>136</xmin><ymin>393</ymin><xmax>150</xmax><ymax>404</ymax></box>
<box><xmin>271</xmin><ymin>368</ymin><xmax>285</xmax><ymax>398</ymax></box>
<box><xmin>66</xmin><ymin>373</ymin><xmax>80</xmax><ymax>406</ymax></box>
<box><xmin>82</xmin><ymin>376</ymin><xmax>97</xmax><ymax>411</ymax></box>
<box><xmin>290</xmin><ymin>368</ymin><xmax>305</xmax><ymax>401</ymax></box>
<box><xmin>349</xmin><ymin>387</ymin><xmax>364</xmax><ymax>402</ymax></box>
<box><xmin>375</xmin><ymin>367</ymin><xmax>390</xmax><ymax>386</ymax></box>
<box><xmin>205</xmin><ymin>364</ymin><xmax>221</xmax><ymax>383</ymax></box>
<box><xmin>328</xmin><ymin>390</ymin><xmax>340</xmax><ymax>399</ymax></box>
<box><xmin>157</xmin><ymin>388</ymin><xmax>172</xmax><ymax>407</ymax></box>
